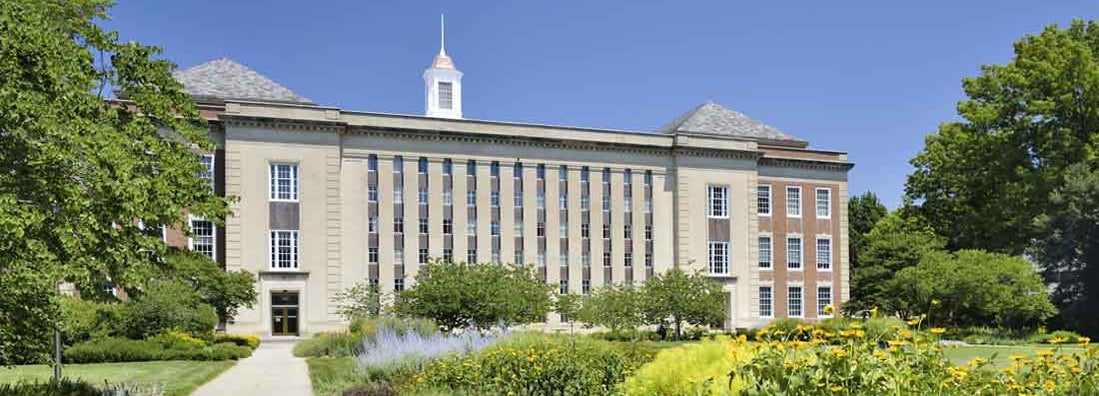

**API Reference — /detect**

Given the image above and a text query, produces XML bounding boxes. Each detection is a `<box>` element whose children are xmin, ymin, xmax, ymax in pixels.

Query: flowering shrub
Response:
<box><xmin>727</xmin><ymin>317</ymin><xmax>1098</xmax><ymax>395</ymax></box>
<box><xmin>620</xmin><ymin>336</ymin><xmax>751</xmax><ymax>395</ymax></box>
<box><xmin>355</xmin><ymin>323</ymin><xmax>501</xmax><ymax>380</ymax></box>
<box><xmin>410</xmin><ymin>334</ymin><xmax>644</xmax><ymax>395</ymax></box>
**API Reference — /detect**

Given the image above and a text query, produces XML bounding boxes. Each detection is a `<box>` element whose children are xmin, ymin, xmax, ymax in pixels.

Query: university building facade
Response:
<box><xmin>164</xmin><ymin>39</ymin><xmax>852</xmax><ymax>335</ymax></box>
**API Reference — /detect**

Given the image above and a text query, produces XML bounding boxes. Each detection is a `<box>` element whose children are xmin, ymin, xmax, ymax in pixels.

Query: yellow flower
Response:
<box><xmin>1043</xmin><ymin>380</ymin><xmax>1056</xmax><ymax>392</ymax></box>
<box><xmin>906</xmin><ymin>319</ymin><xmax>920</xmax><ymax>326</ymax></box>
<box><xmin>1008</xmin><ymin>354</ymin><xmax>1028</xmax><ymax>362</ymax></box>
<box><xmin>824</xmin><ymin>304</ymin><xmax>836</xmax><ymax>315</ymax></box>
<box><xmin>898</xmin><ymin>330</ymin><xmax>913</xmax><ymax>339</ymax></box>
<box><xmin>869</xmin><ymin>306</ymin><xmax>879</xmax><ymax>318</ymax></box>
<box><xmin>830</xmin><ymin>348</ymin><xmax>848</xmax><ymax>357</ymax></box>
<box><xmin>1035</xmin><ymin>349</ymin><xmax>1056</xmax><ymax>357</ymax></box>
<box><xmin>849</xmin><ymin>323</ymin><xmax>863</xmax><ymax>330</ymax></box>
<box><xmin>1049</xmin><ymin>337</ymin><xmax>1065</xmax><ymax>345</ymax></box>
<box><xmin>888</xmin><ymin>340</ymin><xmax>909</xmax><ymax>347</ymax></box>
<box><xmin>1080</xmin><ymin>336</ymin><xmax>1091</xmax><ymax>345</ymax></box>
<box><xmin>1071</xmin><ymin>366</ymin><xmax>1084</xmax><ymax>374</ymax></box>
<box><xmin>968</xmin><ymin>357</ymin><xmax>987</xmax><ymax>367</ymax></box>
<box><xmin>930</xmin><ymin>328</ymin><xmax>946</xmax><ymax>335</ymax></box>
<box><xmin>830</xmin><ymin>385</ymin><xmax>844</xmax><ymax>392</ymax></box>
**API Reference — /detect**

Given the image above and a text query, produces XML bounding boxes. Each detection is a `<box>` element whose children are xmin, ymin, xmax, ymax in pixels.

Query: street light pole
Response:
<box><xmin>52</xmin><ymin>281</ymin><xmax>62</xmax><ymax>383</ymax></box>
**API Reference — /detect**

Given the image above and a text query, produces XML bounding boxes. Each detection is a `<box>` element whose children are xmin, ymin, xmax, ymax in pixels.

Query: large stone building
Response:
<box><xmin>164</xmin><ymin>34</ymin><xmax>852</xmax><ymax>336</ymax></box>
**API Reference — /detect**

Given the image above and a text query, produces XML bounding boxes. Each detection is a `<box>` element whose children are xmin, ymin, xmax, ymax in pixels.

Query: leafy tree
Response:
<box><xmin>577</xmin><ymin>285</ymin><xmax>644</xmax><ymax>333</ymax></box>
<box><xmin>155</xmin><ymin>249</ymin><xmax>257</xmax><ymax>322</ymax></box>
<box><xmin>848</xmin><ymin>191</ymin><xmax>888</xmax><ymax>267</ymax></box>
<box><xmin>886</xmin><ymin>250</ymin><xmax>1056</xmax><ymax>329</ymax></box>
<box><xmin>0</xmin><ymin>0</ymin><xmax>228</xmax><ymax>364</ymax></box>
<box><xmin>844</xmin><ymin>212</ymin><xmax>946</xmax><ymax>315</ymax></box>
<box><xmin>553</xmin><ymin>293</ymin><xmax>583</xmax><ymax>333</ymax></box>
<box><xmin>121</xmin><ymin>279</ymin><xmax>219</xmax><ymax>339</ymax></box>
<box><xmin>905</xmin><ymin>20</ymin><xmax>1099</xmax><ymax>254</ymax></box>
<box><xmin>641</xmin><ymin>269</ymin><xmax>725</xmax><ymax>340</ymax></box>
<box><xmin>1031</xmin><ymin>163</ymin><xmax>1099</xmax><ymax>336</ymax></box>
<box><xmin>333</xmin><ymin>279</ymin><xmax>384</xmax><ymax>321</ymax></box>
<box><xmin>392</xmin><ymin>260</ymin><xmax>553</xmax><ymax>331</ymax></box>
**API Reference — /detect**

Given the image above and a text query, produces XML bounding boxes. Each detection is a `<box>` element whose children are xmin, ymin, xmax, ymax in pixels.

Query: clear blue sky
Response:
<box><xmin>103</xmin><ymin>0</ymin><xmax>1097</xmax><ymax>208</ymax></box>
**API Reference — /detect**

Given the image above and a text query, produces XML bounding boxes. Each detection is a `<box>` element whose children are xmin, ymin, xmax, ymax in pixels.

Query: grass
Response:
<box><xmin>0</xmin><ymin>360</ymin><xmax>235</xmax><ymax>396</ymax></box>
<box><xmin>308</xmin><ymin>357</ymin><xmax>368</xmax><ymax>396</ymax></box>
<box><xmin>943</xmin><ymin>344</ymin><xmax>1086</xmax><ymax>367</ymax></box>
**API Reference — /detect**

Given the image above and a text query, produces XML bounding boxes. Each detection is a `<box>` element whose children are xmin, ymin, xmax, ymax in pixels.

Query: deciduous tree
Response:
<box><xmin>0</xmin><ymin>0</ymin><xmax>229</xmax><ymax>364</ymax></box>
<box><xmin>641</xmin><ymin>269</ymin><xmax>725</xmax><ymax>340</ymax></box>
<box><xmin>844</xmin><ymin>212</ymin><xmax>945</xmax><ymax>315</ymax></box>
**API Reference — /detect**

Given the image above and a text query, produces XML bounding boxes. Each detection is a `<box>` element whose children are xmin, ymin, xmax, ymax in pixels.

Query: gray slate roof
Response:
<box><xmin>660</xmin><ymin>101</ymin><xmax>806</xmax><ymax>146</ymax></box>
<box><xmin>173</xmin><ymin>58</ymin><xmax>313</xmax><ymax>105</ymax></box>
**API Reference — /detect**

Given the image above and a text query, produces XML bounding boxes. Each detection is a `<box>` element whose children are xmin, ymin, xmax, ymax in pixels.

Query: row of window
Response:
<box><xmin>707</xmin><ymin>236</ymin><xmax>831</xmax><ymax>275</ymax></box>
<box><xmin>758</xmin><ymin>285</ymin><xmax>833</xmax><ymax>318</ymax></box>
<box><xmin>366</xmin><ymin>156</ymin><xmax>654</xmax><ymax>183</ymax></box>
<box><xmin>709</xmin><ymin>185</ymin><xmax>832</xmax><ymax>218</ymax></box>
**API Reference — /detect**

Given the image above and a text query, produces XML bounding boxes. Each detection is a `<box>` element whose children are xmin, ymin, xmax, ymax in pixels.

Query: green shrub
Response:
<box><xmin>63</xmin><ymin>337</ymin><xmax>163</xmax><ymax>363</ymax></box>
<box><xmin>413</xmin><ymin>334</ymin><xmax>639</xmax><ymax>396</ymax></box>
<box><xmin>215</xmin><ymin>333</ymin><xmax>261</xmax><ymax>349</ymax></box>
<box><xmin>348</xmin><ymin>316</ymin><xmax>436</xmax><ymax>338</ymax></box>
<box><xmin>1029</xmin><ymin>330</ymin><xmax>1084</xmax><ymax>344</ymax></box>
<box><xmin>294</xmin><ymin>332</ymin><xmax>362</xmax><ymax>358</ymax></box>
<box><xmin>589</xmin><ymin>329</ymin><xmax>660</xmax><ymax>342</ymax></box>
<box><xmin>863</xmin><ymin>317</ymin><xmax>907</xmax><ymax>341</ymax></box>
<box><xmin>0</xmin><ymin>379</ymin><xmax>103</xmax><ymax>396</ymax></box>
<box><xmin>620</xmin><ymin>336</ymin><xmax>750</xmax><ymax>396</ymax></box>
<box><xmin>122</xmin><ymin>280</ymin><xmax>219</xmax><ymax>339</ymax></box>
<box><xmin>58</xmin><ymin>298</ymin><xmax>124</xmax><ymax>344</ymax></box>
<box><xmin>765</xmin><ymin>318</ymin><xmax>808</xmax><ymax>334</ymax></box>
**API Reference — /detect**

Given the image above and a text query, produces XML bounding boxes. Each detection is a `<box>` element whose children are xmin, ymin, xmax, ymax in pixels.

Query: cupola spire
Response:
<box><xmin>424</xmin><ymin>14</ymin><xmax>463</xmax><ymax>118</ymax></box>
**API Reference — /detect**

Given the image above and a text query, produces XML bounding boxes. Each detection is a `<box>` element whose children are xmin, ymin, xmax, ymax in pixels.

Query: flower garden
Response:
<box><xmin>301</xmin><ymin>314</ymin><xmax>1098</xmax><ymax>396</ymax></box>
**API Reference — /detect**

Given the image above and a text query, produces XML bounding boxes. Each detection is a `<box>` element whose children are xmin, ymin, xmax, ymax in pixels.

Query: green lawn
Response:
<box><xmin>943</xmin><ymin>344</ymin><xmax>1086</xmax><ymax>367</ymax></box>
<box><xmin>0</xmin><ymin>360</ymin><xmax>235</xmax><ymax>396</ymax></box>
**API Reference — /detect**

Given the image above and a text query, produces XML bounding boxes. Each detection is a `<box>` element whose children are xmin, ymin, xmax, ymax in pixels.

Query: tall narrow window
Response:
<box><xmin>491</xmin><ymin>161</ymin><xmax>500</xmax><ymax>178</ymax></box>
<box><xmin>759</xmin><ymin>286</ymin><xmax>773</xmax><ymax>317</ymax></box>
<box><xmin>189</xmin><ymin>218</ymin><xmax>215</xmax><ymax>260</ymax></box>
<box><xmin>625</xmin><ymin>249</ymin><xmax>633</xmax><ymax>267</ymax></box>
<box><xmin>368</xmin><ymin>155</ymin><xmax>378</xmax><ymax>172</ymax></box>
<box><xmin>708</xmin><ymin>241</ymin><xmax>729</xmax><ymax>275</ymax></box>
<box><xmin>466</xmin><ymin>160</ymin><xmax>476</xmax><ymax>177</ymax></box>
<box><xmin>442</xmin><ymin>158</ymin><xmax>453</xmax><ymax>175</ymax></box>
<box><xmin>816</xmin><ymin>188</ymin><xmax>832</xmax><ymax>219</ymax></box>
<box><xmin>708</xmin><ymin>186</ymin><xmax>728</xmax><ymax>218</ymax></box>
<box><xmin>513</xmin><ymin>162</ymin><xmax>523</xmax><ymax>179</ymax></box>
<box><xmin>817</xmin><ymin>286</ymin><xmax>833</xmax><ymax>317</ymax></box>
<box><xmin>269</xmin><ymin>230</ymin><xmax>299</xmax><ymax>269</ymax></box>
<box><xmin>602</xmin><ymin>168</ymin><xmax>611</xmax><ymax>184</ymax></box>
<box><xmin>467</xmin><ymin>190</ymin><xmax>476</xmax><ymax>206</ymax></box>
<box><xmin>419</xmin><ymin>248</ymin><xmax>430</xmax><ymax>264</ymax></box>
<box><xmin>393</xmin><ymin>156</ymin><xmax>403</xmax><ymax>174</ymax></box>
<box><xmin>443</xmin><ymin>189</ymin><xmax>452</xmax><ymax>206</ymax></box>
<box><xmin>602</xmin><ymin>196</ymin><xmax>610</xmax><ymax>212</ymax></box>
<box><xmin>467</xmin><ymin>249</ymin><xmax>477</xmax><ymax>263</ymax></box>
<box><xmin>394</xmin><ymin>248</ymin><xmax>404</xmax><ymax>265</ymax></box>
<box><xmin>582</xmin><ymin>279</ymin><xmax>591</xmax><ymax>295</ymax></box>
<box><xmin>559</xmin><ymin>279</ymin><xmax>569</xmax><ymax>295</ymax></box>
<box><xmin>786</xmin><ymin>186</ymin><xmax>801</xmax><ymax>217</ymax></box>
<box><xmin>442</xmin><ymin>219</ymin><xmax>453</xmax><ymax>235</ymax></box>
<box><xmin>368</xmin><ymin>247</ymin><xmax>379</xmax><ymax>263</ymax></box>
<box><xmin>537</xmin><ymin>164</ymin><xmax>545</xmax><ymax>180</ymax></box>
<box><xmin>491</xmin><ymin>191</ymin><xmax>500</xmax><ymax>207</ymax></box>
<box><xmin>581</xmin><ymin>166</ymin><xmax>590</xmax><ymax>182</ymax></box>
<box><xmin>198</xmin><ymin>154</ymin><xmax>215</xmax><ymax>192</ymax></box>
<box><xmin>419</xmin><ymin>188</ymin><xmax>428</xmax><ymax>204</ymax></box>
<box><xmin>419</xmin><ymin>217</ymin><xmax>429</xmax><ymax>235</ymax></box>
<box><xmin>394</xmin><ymin>188</ymin><xmax>404</xmax><ymax>204</ymax></box>
<box><xmin>515</xmin><ymin>190</ymin><xmax>524</xmax><ymax>207</ymax></box>
<box><xmin>816</xmin><ymin>238</ymin><xmax>832</xmax><ymax>270</ymax></box>
<box><xmin>368</xmin><ymin>185</ymin><xmax>378</xmax><ymax>203</ymax></box>
<box><xmin>418</xmin><ymin>157</ymin><xmax>428</xmax><ymax>174</ymax></box>
<box><xmin>368</xmin><ymin>216</ymin><xmax>378</xmax><ymax>234</ymax></box>
<box><xmin>491</xmin><ymin>221</ymin><xmax>500</xmax><ymax>236</ymax></box>
<box><xmin>443</xmin><ymin>249</ymin><xmax>453</xmax><ymax>262</ymax></box>
<box><xmin>514</xmin><ymin>221</ymin><xmax>524</xmax><ymax>237</ymax></box>
<box><xmin>269</xmin><ymin>163</ymin><xmax>298</xmax><ymax>201</ymax></box>
<box><xmin>394</xmin><ymin>277</ymin><xmax>405</xmax><ymax>292</ymax></box>
<box><xmin>788</xmin><ymin>286</ymin><xmax>803</xmax><ymax>317</ymax></box>
<box><xmin>559</xmin><ymin>165</ymin><xmax>567</xmax><ymax>182</ymax></box>
<box><xmin>787</xmin><ymin>236</ymin><xmax>802</xmax><ymax>269</ymax></box>
<box><xmin>537</xmin><ymin>192</ymin><xmax>546</xmax><ymax>209</ymax></box>
<box><xmin>757</xmin><ymin>185</ymin><xmax>772</xmax><ymax>215</ymax></box>
<box><xmin>438</xmin><ymin>81</ymin><xmax>453</xmax><ymax>110</ymax></box>
<box><xmin>758</xmin><ymin>236</ymin><xmax>772</xmax><ymax>269</ymax></box>
<box><xmin>394</xmin><ymin>217</ymin><xmax>404</xmax><ymax>234</ymax></box>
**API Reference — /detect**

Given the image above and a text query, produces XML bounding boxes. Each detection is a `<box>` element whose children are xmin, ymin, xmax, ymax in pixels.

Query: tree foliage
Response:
<box><xmin>1031</xmin><ymin>163</ymin><xmax>1099</xmax><ymax>335</ymax></box>
<box><xmin>886</xmin><ymin>250</ymin><xmax>1056</xmax><ymax>329</ymax></box>
<box><xmin>848</xmin><ymin>191</ymin><xmax>888</xmax><ymax>268</ymax></box>
<box><xmin>0</xmin><ymin>0</ymin><xmax>228</xmax><ymax>364</ymax></box>
<box><xmin>155</xmin><ymin>249</ymin><xmax>257</xmax><ymax>321</ymax></box>
<box><xmin>577</xmin><ymin>285</ymin><xmax>645</xmax><ymax>333</ymax></box>
<box><xmin>845</xmin><ymin>212</ymin><xmax>945</xmax><ymax>314</ymax></box>
<box><xmin>333</xmin><ymin>279</ymin><xmax>383</xmax><ymax>321</ymax></box>
<box><xmin>905</xmin><ymin>20</ymin><xmax>1099</xmax><ymax>254</ymax></box>
<box><xmin>392</xmin><ymin>260</ymin><xmax>553</xmax><ymax>331</ymax></box>
<box><xmin>121</xmin><ymin>279</ymin><xmax>219</xmax><ymax>339</ymax></box>
<box><xmin>641</xmin><ymin>269</ymin><xmax>725</xmax><ymax>340</ymax></box>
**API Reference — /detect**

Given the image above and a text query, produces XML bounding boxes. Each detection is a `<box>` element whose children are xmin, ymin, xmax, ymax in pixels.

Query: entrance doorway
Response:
<box><xmin>271</xmin><ymin>291</ymin><xmax>299</xmax><ymax>336</ymax></box>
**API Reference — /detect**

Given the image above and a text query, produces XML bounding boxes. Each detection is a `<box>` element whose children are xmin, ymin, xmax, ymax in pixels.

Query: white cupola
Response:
<box><xmin>424</xmin><ymin>15</ymin><xmax>463</xmax><ymax>119</ymax></box>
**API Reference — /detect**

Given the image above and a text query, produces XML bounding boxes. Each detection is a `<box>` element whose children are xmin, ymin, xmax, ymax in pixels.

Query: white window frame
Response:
<box><xmin>815</xmin><ymin>187</ymin><xmax>832</xmax><ymax>219</ymax></box>
<box><xmin>757</xmin><ymin>184</ymin><xmax>772</xmax><ymax>216</ymax></box>
<box><xmin>817</xmin><ymin>285</ymin><xmax>833</xmax><ymax>318</ymax></box>
<box><xmin>787</xmin><ymin>235</ymin><xmax>803</xmax><ymax>270</ymax></box>
<box><xmin>758</xmin><ymin>285</ymin><xmax>773</xmax><ymax>318</ymax></box>
<box><xmin>788</xmin><ymin>285</ymin><xmax>804</xmax><ymax>318</ymax></box>
<box><xmin>368</xmin><ymin>185</ymin><xmax>379</xmax><ymax>203</ymax></box>
<box><xmin>708</xmin><ymin>241</ymin><xmax>729</xmax><ymax>276</ymax></box>
<box><xmin>268</xmin><ymin>163</ymin><xmax>299</xmax><ymax>202</ymax></box>
<box><xmin>188</xmin><ymin>216</ymin><xmax>216</xmax><ymax>261</ymax></box>
<box><xmin>438</xmin><ymin>81</ymin><xmax>453</xmax><ymax>110</ymax></box>
<box><xmin>758</xmin><ymin>235</ymin><xmax>772</xmax><ymax>269</ymax></box>
<box><xmin>786</xmin><ymin>186</ymin><xmax>801</xmax><ymax>217</ymax></box>
<box><xmin>707</xmin><ymin>185</ymin><xmax>729</xmax><ymax>218</ymax></box>
<box><xmin>816</xmin><ymin>236</ymin><xmax>832</xmax><ymax>271</ymax></box>
<box><xmin>268</xmin><ymin>230</ymin><xmax>300</xmax><ymax>270</ymax></box>
<box><xmin>198</xmin><ymin>154</ymin><xmax>215</xmax><ymax>192</ymax></box>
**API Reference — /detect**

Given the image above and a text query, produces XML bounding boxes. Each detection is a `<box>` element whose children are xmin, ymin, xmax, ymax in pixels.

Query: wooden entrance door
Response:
<box><xmin>271</xmin><ymin>292</ymin><xmax>299</xmax><ymax>336</ymax></box>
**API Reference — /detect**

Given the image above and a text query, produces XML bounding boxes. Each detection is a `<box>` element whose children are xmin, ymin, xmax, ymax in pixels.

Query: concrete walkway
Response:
<box><xmin>192</xmin><ymin>339</ymin><xmax>312</xmax><ymax>396</ymax></box>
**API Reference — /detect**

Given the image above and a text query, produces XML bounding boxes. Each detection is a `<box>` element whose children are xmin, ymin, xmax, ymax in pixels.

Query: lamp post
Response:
<box><xmin>52</xmin><ymin>281</ymin><xmax>62</xmax><ymax>383</ymax></box>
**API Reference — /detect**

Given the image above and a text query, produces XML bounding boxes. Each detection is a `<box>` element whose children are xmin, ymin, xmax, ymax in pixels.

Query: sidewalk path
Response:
<box><xmin>191</xmin><ymin>339</ymin><xmax>312</xmax><ymax>396</ymax></box>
